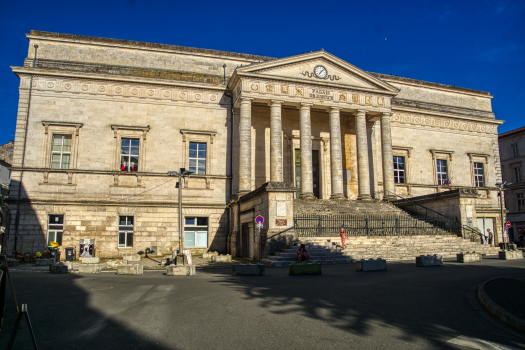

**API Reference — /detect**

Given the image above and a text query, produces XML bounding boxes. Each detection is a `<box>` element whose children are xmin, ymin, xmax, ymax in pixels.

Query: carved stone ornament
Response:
<box><xmin>266</xmin><ymin>84</ymin><xmax>274</xmax><ymax>93</ymax></box>
<box><xmin>378</xmin><ymin>98</ymin><xmax>384</xmax><ymax>106</ymax></box>
<box><xmin>296</xmin><ymin>88</ymin><xmax>304</xmax><ymax>96</ymax></box>
<box><xmin>281</xmin><ymin>86</ymin><xmax>289</xmax><ymax>94</ymax></box>
<box><xmin>339</xmin><ymin>94</ymin><xmax>346</xmax><ymax>102</ymax></box>
<box><xmin>365</xmin><ymin>96</ymin><xmax>371</xmax><ymax>105</ymax></box>
<box><xmin>251</xmin><ymin>84</ymin><xmax>259</xmax><ymax>91</ymax></box>
<box><xmin>352</xmin><ymin>94</ymin><xmax>359</xmax><ymax>103</ymax></box>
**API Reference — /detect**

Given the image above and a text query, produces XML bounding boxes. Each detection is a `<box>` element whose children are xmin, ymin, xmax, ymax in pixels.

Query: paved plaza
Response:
<box><xmin>1</xmin><ymin>257</ymin><xmax>525</xmax><ymax>350</ymax></box>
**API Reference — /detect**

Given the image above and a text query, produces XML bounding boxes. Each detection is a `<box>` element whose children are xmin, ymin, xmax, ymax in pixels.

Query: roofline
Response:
<box><xmin>27</xmin><ymin>30</ymin><xmax>274</xmax><ymax>62</ymax></box>
<box><xmin>498</xmin><ymin>126</ymin><xmax>525</xmax><ymax>139</ymax></box>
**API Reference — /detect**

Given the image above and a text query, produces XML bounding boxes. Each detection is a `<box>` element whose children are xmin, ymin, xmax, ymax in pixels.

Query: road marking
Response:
<box><xmin>448</xmin><ymin>335</ymin><xmax>522</xmax><ymax>350</ymax></box>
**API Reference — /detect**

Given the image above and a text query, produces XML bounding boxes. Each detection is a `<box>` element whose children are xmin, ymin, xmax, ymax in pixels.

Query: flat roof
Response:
<box><xmin>499</xmin><ymin>126</ymin><xmax>525</xmax><ymax>139</ymax></box>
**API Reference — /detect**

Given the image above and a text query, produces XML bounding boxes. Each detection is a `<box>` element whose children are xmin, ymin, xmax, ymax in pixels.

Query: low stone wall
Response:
<box><xmin>356</xmin><ymin>258</ymin><xmax>387</xmax><ymax>271</ymax></box>
<box><xmin>211</xmin><ymin>254</ymin><xmax>231</xmax><ymax>263</ymax></box>
<box><xmin>78</xmin><ymin>263</ymin><xmax>104</xmax><ymax>274</ymax></box>
<box><xmin>232</xmin><ymin>263</ymin><xmax>265</xmax><ymax>276</ymax></box>
<box><xmin>457</xmin><ymin>252</ymin><xmax>482</xmax><ymax>263</ymax></box>
<box><xmin>416</xmin><ymin>255</ymin><xmax>443</xmax><ymax>267</ymax></box>
<box><xmin>499</xmin><ymin>250</ymin><xmax>523</xmax><ymax>260</ymax></box>
<box><xmin>123</xmin><ymin>254</ymin><xmax>141</xmax><ymax>262</ymax></box>
<box><xmin>81</xmin><ymin>257</ymin><xmax>100</xmax><ymax>264</ymax></box>
<box><xmin>117</xmin><ymin>264</ymin><xmax>143</xmax><ymax>275</ymax></box>
<box><xmin>166</xmin><ymin>265</ymin><xmax>196</xmax><ymax>276</ymax></box>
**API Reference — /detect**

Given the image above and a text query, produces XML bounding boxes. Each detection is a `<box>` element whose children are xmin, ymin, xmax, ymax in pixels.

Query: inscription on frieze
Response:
<box><xmin>309</xmin><ymin>89</ymin><xmax>334</xmax><ymax>100</ymax></box>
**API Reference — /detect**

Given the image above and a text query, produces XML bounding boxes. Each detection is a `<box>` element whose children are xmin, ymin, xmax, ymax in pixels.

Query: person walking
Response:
<box><xmin>487</xmin><ymin>229</ymin><xmax>493</xmax><ymax>247</ymax></box>
<box><xmin>338</xmin><ymin>227</ymin><xmax>347</xmax><ymax>249</ymax></box>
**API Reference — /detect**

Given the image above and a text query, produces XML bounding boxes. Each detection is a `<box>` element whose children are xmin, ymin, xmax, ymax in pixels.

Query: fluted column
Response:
<box><xmin>238</xmin><ymin>98</ymin><xmax>252</xmax><ymax>196</ymax></box>
<box><xmin>329</xmin><ymin>107</ymin><xmax>345</xmax><ymax>199</ymax></box>
<box><xmin>300</xmin><ymin>103</ymin><xmax>315</xmax><ymax>199</ymax></box>
<box><xmin>356</xmin><ymin>109</ymin><xmax>372</xmax><ymax>200</ymax></box>
<box><xmin>270</xmin><ymin>100</ymin><xmax>283</xmax><ymax>182</ymax></box>
<box><xmin>381</xmin><ymin>112</ymin><xmax>395</xmax><ymax>199</ymax></box>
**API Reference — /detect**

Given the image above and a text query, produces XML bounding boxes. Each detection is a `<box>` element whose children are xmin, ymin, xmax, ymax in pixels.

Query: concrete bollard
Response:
<box><xmin>289</xmin><ymin>262</ymin><xmax>322</xmax><ymax>275</ymax></box>
<box><xmin>117</xmin><ymin>264</ymin><xmax>143</xmax><ymax>275</ymax></box>
<box><xmin>49</xmin><ymin>263</ymin><xmax>68</xmax><ymax>274</ymax></box>
<box><xmin>232</xmin><ymin>263</ymin><xmax>265</xmax><ymax>276</ymax></box>
<box><xmin>499</xmin><ymin>250</ymin><xmax>523</xmax><ymax>260</ymax></box>
<box><xmin>81</xmin><ymin>257</ymin><xmax>100</xmax><ymax>264</ymax></box>
<box><xmin>457</xmin><ymin>252</ymin><xmax>482</xmax><ymax>263</ymax></box>
<box><xmin>166</xmin><ymin>265</ymin><xmax>196</xmax><ymax>276</ymax></box>
<box><xmin>35</xmin><ymin>259</ymin><xmax>53</xmax><ymax>266</ymax></box>
<box><xmin>211</xmin><ymin>254</ymin><xmax>232</xmax><ymax>263</ymax></box>
<box><xmin>78</xmin><ymin>263</ymin><xmax>103</xmax><ymax>274</ymax></box>
<box><xmin>172</xmin><ymin>250</ymin><xmax>193</xmax><ymax>265</ymax></box>
<box><xmin>356</xmin><ymin>258</ymin><xmax>387</xmax><ymax>272</ymax></box>
<box><xmin>202</xmin><ymin>251</ymin><xmax>219</xmax><ymax>259</ymax></box>
<box><xmin>106</xmin><ymin>260</ymin><xmax>127</xmax><ymax>269</ymax></box>
<box><xmin>416</xmin><ymin>254</ymin><xmax>443</xmax><ymax>267</ymax></box>
<box><xmin>123</xmin><ymin>254</ymin><xmax>141</xmax><ymax>262</ymax></box>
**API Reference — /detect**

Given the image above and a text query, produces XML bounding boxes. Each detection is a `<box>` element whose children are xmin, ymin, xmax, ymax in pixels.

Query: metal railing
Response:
<box><xmin>294</xmin><ymin>214</ymin><xmax>457</xmax><ymax>237</ymax></box>
<box><xmin>264</xmin><ymin>226</ymin><xmax>295</xmax><ymax>256</ymax></box>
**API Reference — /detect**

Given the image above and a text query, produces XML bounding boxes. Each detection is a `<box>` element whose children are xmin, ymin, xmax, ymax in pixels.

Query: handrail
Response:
<box><xmin>264</xmin><ymin>226</ymin><xmax>295</xmax><ymax>241</ymax></box>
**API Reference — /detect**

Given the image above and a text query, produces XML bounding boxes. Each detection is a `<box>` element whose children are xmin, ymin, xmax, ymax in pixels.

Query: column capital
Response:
<box><xmin>240</xmin><ymin>97</ymin><xmax>253</xmax><ymax>104</ymax></box>
<box><xmin>356</xmin><ymin>109</ymin><xmax>367</xmax><ymax>117</ymax></box>
<box><xmin>270</xmin><ymin>100</ymin><xmax>284</xmax><ymax>107</ymax></box>
<box><xmin>330</xmin><ymin>106</ymin><xmax>341</xmax><ymax>112</ymax></box>
<box><xmin>381</xmin><ymin>111</ymin><xmax>392</xmax><ymax>118</ymax></box>
<box><xmin>300</xmin><ymin>103</ymin><xmax>312</xmax><ymax>110</ymax></box>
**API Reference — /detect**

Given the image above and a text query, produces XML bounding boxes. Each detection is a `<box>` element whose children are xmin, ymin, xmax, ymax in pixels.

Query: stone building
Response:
<box><xmin>6</xmin><ymin>31</ymin><xmax>505</xmax><ymax>258</ymax></box>
<box><xmin>499</xmin><ymin>126</ymin><xmax>525</xmax><ymax>242</ymax></box>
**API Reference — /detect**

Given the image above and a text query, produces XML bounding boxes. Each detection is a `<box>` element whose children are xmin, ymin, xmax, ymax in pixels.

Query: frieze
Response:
<box><xmin>25</xmin><ymin>76</ymin><xmax>222</xmax><ymax>105</ymax></box>
<box><xmin>391</xmin><ymin>113</ymin><xmax>497</xmax><ymax>134</ymax></box>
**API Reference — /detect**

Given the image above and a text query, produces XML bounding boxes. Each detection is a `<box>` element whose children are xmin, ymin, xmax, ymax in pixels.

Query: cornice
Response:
<box><xmin>392</xmin><ymin>98</ymin><xmax>494</xmax><ymax>119</ymax></box>
<box><xmin>392</xmin><ymin>106</ymin><xmax>502</xmax><ymax>124</ymax></box>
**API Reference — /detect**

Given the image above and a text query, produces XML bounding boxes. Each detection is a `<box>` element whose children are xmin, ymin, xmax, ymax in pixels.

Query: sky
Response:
<box><xmin>0</xmin><ymin>0</ymin><xmax>524</xmax><ymax>146</ymax></box>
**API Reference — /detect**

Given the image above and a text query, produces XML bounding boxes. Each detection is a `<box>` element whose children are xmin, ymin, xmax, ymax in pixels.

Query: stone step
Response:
<box><xmin>260</xmin><ymin>258</ymin><xmax>355</xmax><ymax>267</ymax></box>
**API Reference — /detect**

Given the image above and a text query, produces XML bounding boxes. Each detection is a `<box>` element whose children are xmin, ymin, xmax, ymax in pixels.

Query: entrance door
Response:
<box><xmin>477</xmin><ymin>217</ymin><xmax>494</xmax><ymax>244</ymax></box>
<box><xmin>294</xmin><ymin>149</ymin><xmax>320</xmax><ymax>198</ymax></box>
<box><xmin>241</xmin><ymin>223</ymin><xmax>254</xmax><ymax>258</ymax></box>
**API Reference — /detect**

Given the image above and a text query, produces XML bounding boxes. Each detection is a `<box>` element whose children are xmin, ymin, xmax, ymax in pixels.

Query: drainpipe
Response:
<box><xmin>224</xmin><ymin>66</ymin><xmax>234</xmax><ymax>254</ymax></box>
<box><xmin>13</xmin><ymin>44</ymin><xmax>38</xmax><ymax>252</ymax></box>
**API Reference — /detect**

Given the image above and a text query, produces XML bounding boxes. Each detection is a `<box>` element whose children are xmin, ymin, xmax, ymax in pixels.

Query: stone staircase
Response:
<box><xmin>260</xmin><ymin>199</ymin><xmax>500</xmax><ymax>267</ymax></box>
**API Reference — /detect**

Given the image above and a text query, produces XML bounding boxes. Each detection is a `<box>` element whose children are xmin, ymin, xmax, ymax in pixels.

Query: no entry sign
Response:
<box><xmin>255</xmin><ymin>215</ymin><xmax>264</xmax><ymax>225</ymax></box>
<box><xmin>506</xmin><ymin>222</ymin><xmax>511</xmax><ymax>228</ymax></box>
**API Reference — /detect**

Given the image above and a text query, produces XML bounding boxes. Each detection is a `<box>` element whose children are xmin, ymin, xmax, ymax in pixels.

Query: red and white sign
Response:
<box><xmin>506</xmin><ymin>222</ymin><xmax>511</xmax><ymax>228</ymax></box>
<box><xmin>255</xmin><ymin>215</ymin><xmax>264</xmax><ymax>225</ymax></box>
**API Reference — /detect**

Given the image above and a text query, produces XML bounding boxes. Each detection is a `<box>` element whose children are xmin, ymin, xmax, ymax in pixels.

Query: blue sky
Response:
<box><xmin>0</xmin><ymin>0</ymin><xmax>524</xmax><ymax>145</ymax></box>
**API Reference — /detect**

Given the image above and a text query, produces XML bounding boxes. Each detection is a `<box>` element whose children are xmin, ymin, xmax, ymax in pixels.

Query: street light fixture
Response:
<box><xmin>495</xmin><ymin>181</ymin><xmax>512</xmax><ymax>246</ymax></box>
<box><xmin>168</xmin><ymin>168</ymin><xmax>193</xmax><ymax>264</ymax></box>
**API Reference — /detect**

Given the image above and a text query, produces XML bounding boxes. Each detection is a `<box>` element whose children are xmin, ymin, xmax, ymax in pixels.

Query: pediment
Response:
<box><xmin>234</xmin><ymin>51</ymin><xmax>399</xmax><ymax>94</ymax></box>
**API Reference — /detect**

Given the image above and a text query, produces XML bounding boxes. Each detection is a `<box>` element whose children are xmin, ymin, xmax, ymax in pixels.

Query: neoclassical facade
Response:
<box><xmin>4</xmin><ymin>31</ymin><xmax>505</xmax><ymax>258</ymax></box>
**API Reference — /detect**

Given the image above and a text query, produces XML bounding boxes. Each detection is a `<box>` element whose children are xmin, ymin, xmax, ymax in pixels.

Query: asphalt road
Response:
<box><xmin>1</xmin><ymin>257</ymin><xmax>525</xmax><ymax>350</ymax></box>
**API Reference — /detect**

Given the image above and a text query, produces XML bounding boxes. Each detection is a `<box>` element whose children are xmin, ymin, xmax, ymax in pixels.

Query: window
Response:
<box><xmin>517</xmin><ymin>193</ymin><xmax>524</xmax><ymax>212</ymax></box>
<box><xmin>118</xmin><ymin>216</ymin><xmax>134</xmax><ymax>247</ymax></box>
<box><xmin>512</xmin><ymin>144</ymin><xmax>519</xmax><ymax>158</ymax></box>
<box><xmin>51</xmin><ymin>135</ymin><xmax>71</xmax><ymax>169</ymax></box>
<box><xmin>189</xmin><ymin>142</ymin><xmax>206</xmax><ymax>174</ymax></box>
<box><xmin>437</xmin><ymin>159</ymin><xmax>448</xmax><ymax>185</ymax></box>
<box><xmin>48</xmin><ymin>215</ymin><xmax>64</xmax><ymax>246</ymax></box>
<box><xmin>474</xmin><ymin>162</ymin><xmax>484</xmax><ymax>187</ymax></box>
<box><xmin>120</xmin><ymin>138</ymin><xmax>139</xmax><ymax>172</ymax></box>
<box><xmin>514</xmin><ymin>167</ymin><xmax>522</xmax><ymax>183</ymax></box>
<box><xmin>184</xmin><ymin>217</ymin><xmax>208</xmax><ymax>247</ymax></box>
<box><xmin>393</xmin><ymin>156</ymin><xmax>405</xmax><ymax>184</ymax></box>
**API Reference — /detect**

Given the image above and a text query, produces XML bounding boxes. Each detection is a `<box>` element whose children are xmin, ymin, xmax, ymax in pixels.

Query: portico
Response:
<box><xmin>229</xmin><ymin>50</ymin><xmax>398</xmax><ymax>201</ymax></box>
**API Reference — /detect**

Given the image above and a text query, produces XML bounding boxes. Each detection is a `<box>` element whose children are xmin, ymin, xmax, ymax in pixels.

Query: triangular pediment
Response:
<box><xmin>233</xmin><ymin>51</ymin><xmax>399</xmax><ymax>94</ymax></box>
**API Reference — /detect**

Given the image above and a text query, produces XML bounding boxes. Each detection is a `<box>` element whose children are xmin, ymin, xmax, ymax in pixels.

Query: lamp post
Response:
<box><xmin>168</xmin><ymin>168</ymin><xmax>193</xmax><ymax>264</ymax></box>
<box><xmin>495</xmin><ymin>181</ymin><xmax>512</xmax><ymax>246</ymax></box>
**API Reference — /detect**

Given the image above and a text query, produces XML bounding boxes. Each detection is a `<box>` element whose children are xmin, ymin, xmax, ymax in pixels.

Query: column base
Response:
<box><xmin>383</xmin><ymin>194</ymin><xmax>396</xmax><ymax>202</ymax></box>
<box><xmin>299</xmin><ymin>192</ymin><xmax>316</xmax><ymax>200</ymax></box>
<box><xmin>330</xmin><ymin>194</ymin><xmax>346</xmax><ymax>200</ymax></box>
<box><xmin>357</xmin><ymin>194</ymin><xmax>373</xmax><ymax>201</ymax></box>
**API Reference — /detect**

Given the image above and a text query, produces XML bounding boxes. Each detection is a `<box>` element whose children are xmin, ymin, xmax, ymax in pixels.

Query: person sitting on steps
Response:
<box><xmin>297</xmin><ymin>244</ymin><xmax>310</xmax><ymax>262</ymax></box>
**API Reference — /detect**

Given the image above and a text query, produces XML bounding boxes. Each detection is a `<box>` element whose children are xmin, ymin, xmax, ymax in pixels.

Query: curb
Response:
<box><xmin>477</xmin><ymin>278</ymin><xmax>525</xmax><ymax>334</ymax></box>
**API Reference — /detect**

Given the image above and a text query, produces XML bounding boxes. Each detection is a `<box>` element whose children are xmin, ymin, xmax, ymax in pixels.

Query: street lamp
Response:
<box><xmin>168</xmin><ymin>168</ymin><xmax>193</xmax><ymax>264</ymax></box>
<box><xmin>495</xmin><ymin>181</ymin><xmax>512</xmax><ymax>246</ymax></box>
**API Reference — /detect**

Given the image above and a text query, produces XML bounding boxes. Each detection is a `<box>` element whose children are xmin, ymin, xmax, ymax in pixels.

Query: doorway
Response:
<box><xmin>476</xmin><ymin>217</ymin><xmax>494</xmax><ymax>244</ymax></box>
<box><xmin>241</xmin><ymin>222</ymin><xmax>254</xmax><ymax>258</ymax></box>
<box><xmin>295</xmin><ymin>149</ymin><xmax>320</xmax><ymax>198</ymax></box>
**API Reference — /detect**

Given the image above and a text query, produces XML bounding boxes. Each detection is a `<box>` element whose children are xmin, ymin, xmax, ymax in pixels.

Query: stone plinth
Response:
<box><xmin>82</xmin><ymin>257</ymin><xmax>100</xmax><ymax>264</ymax></box>
<box><xmin>117</xmin><ymin>264</ymin><xmax>143</xmax><ymax>275</ymax></box>
<box><xmin>173</xmin><ymin>249</ymin><xmax>192</xmax><ymax>265</ymax></box>
<box><xmin>211</xmin><ymin>254</ymin><xmax>231</xmax><ymax>263</ymax></box>
<box><xmin>123</xmin><ymin>254</ymin><xmax>141</xmax><ymax>262</ymax></box>
<box><xmin>499</xmin><ymin>250</ymin><xmax>523</xmax><ymax>260</ymax></box>
<box><xmin>202</xmin><ymin>251</ymin><xmax>219</xmax><ymax>259</ymax></box>
<box><xmin>233</xmin><ymin>263</ymin><xmax>265</xmax><ymax>276</ymax></box>
<box><xmin>107</xmin><ymin>260</ymin><xmax>127</xmax><ymax>269</ymax></box>
<box><xmin>49</xmin><ymin>264</ymin><xmax>68</xmax><ymax>274</ymax></box>
<box><xmin>166</xmin><ymin>265</ymin><xmax>196</xmax><ymax>276</ymax></box>
<box><xmin>416</xmin><ymin>254</ymin><xmax>443</xmax><ymax>267</ymax></box>
<box><xmin>78</xmin><ymin>263</ymin><xmax>103</xmax><ymax>274</ymax></box>
<box><xmin>35</xmin><ymin>259</ymin><xmax>53</xmax><ymax>266</ymax></box>
<box><xmin>457</xmin><ymin>252</ymin><xmax>482</xmax><ymax>263</ymax></box>
<box><xmin>357</xmin><ymin>258</ymin><xmax>387</xmax><ymax>271</ymax></box>
<box><xmin>289</xmin><ymin>262</ymin><xmax>322</xmax><ymax>275</ymax></box>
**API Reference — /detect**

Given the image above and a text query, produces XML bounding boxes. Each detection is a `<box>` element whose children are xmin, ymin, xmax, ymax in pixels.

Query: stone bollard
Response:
<box><xmin>232</xmin><ymin>263</ymin><xmax>265</xmax><ymax>276</ymax></box>
<box><xmin>416</xmin><ymin>254</ymin><xmax>443</xmax><ymax>267</ymax></box>
<box><xmin>356</xmin><ymin>258</ymin><xmax>387</xmax><ymax>272</ymax></box>
<box><xmin>78</xmin><ymin>263</ymin><xmax>104</xmax><ymax>274</ymax></box>
<box><xmin>35</xmin><ymin>259</ymin><xmax>53</xmax><ymax>266</ymax></box>
<box><xmin>122</xmin><ymin>254</ymin><xmax>141</xmax><ymax>262</ymax></box>
<box><xmin>49</xmin><ymin>263</ymin><xmax>68</xmax><ymax>274</ymax></box>
<box><xmin>172</xmin><ymin>250</ymin><xmax>192</xmax><ymax>265</ymax></box>
<box><xmin>166</xmin><ymin>265</ymin><xmax>196</xmax><ymax>276</ymax></box>
<box><xmin>499</xmin><ymin>250</ymin><xmax>523</xmax><ymax>260</ymax></box>
<box><xmin>81</xmin><ymin>257</ymin><xmax>100</xmax><ymax>264</ymax></box>
<box><xmin>202</xmin><ymin>251</ymin><xmax>219</xmax><ymax>259</ymax></box>
<box><xmin>106</xmin><ymin>260</ymin><xmax>127</xmax><ymax>269</ymax></box>
<box><xmin>211</xmin><ymin>254</ymin><xmax>232</xmax><ymax>263</ymax></box>
<box><xmin>117</xmin><ymin>264</ymin><xmax>143</xmax><ymax>275</ymax></box>
<box><xmin>289</xmin><ymin>262</ymin><xmax>322</xmax><ymax>275</ymax></box>
<box><xmin>457</xmin><ymin>252</ymin><xmax>482</xmax><ymax>263</ymax></box>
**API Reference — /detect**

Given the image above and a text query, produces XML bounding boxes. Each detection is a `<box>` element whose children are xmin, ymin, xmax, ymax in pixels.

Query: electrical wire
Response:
<box><xmin>121</xmin><ymin>177</ymin><xmax>176</xmax><ymax>201</ymax></box>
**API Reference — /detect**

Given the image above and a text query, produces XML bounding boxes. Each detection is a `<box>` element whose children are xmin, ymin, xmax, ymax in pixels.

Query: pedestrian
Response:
<box><xmin>519</xmin><ymin>233</ymin><xmax>524</xmax><ymax>247</ymax></box>
<box><xmin>296</xmin><ymin>244</ymin><xmax>310</xmax><ymax>262</ymax></box>
<box><xmin>487</xmin><ymin>229</ymin><xmax>493</xmax><ymax>247</ymax></box>
<box><xmin>338</xmin><ymin>227</ymin><xmax>347</xmax><ymax>249</ymax></box>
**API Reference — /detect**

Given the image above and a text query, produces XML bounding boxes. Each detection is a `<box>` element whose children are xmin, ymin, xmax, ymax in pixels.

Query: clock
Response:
<box><xmin>314</xmin><ymin>65</ymin><xmax>328</xmax><ymax>79</ymax></box>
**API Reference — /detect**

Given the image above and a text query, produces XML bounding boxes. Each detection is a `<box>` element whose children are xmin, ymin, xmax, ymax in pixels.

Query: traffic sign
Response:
<box><xmin>506</xmin><ymin>222</ymin><xmax>511</xmax><ymax>228</ymax></box>
<box><xmin>255</xmin><ymin>215</ymin><xmax>264</xmax><ymax>225</ymax></box>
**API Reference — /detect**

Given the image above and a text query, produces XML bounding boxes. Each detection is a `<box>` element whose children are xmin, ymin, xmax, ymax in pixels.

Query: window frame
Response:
<box><xmin>436</xmin><ymin>159</ymin><xmax>448</xmax><ymax>185</ymax></box>
<box><xmin>111</xmin><ymin>125</ymin><xmax>150</xmax><ymax>172</ymax></box>
<box><xmin>181</xmin><ymin>130</ymin><xmax>216</xmax><ymax>178</ymax></box>
<box><xmin>120</xmin><ymin>138</ymin><xmax>140</xmax><ymax>172</ymax></box>
<box><xmin>42</xmin><ymin>121</ymin><xmax>82</xmax><ymax>170</ymax></box>
<box><xmin>118</xmin><ymin>216</ymin><xmax>134</xmax><ymax>248</ymax></box>
<box><xmin>517</xmin><ymin>193</ymin><xmax>524</xmax><ymax>212</ymax></box>
<box><xmin>393</xmin><ymin>156</ymin><xmax>406</xmax><ymax>184</ymax></box>
<box><xmin>51</xmin><ymin>134</ymin><xmax>72</xmax><ymax>169</ymax></box>
<box><xmin>514</xmin><ymin>167</ymin><xmax>522</xmax><ymax>183</ymax></box>
<box><xmin>512</xmin><ymin>144</ymin><xmax>519</xmax><ymax>158</ymax></box>
<box><xmin>183</xmin><ymin>216</ymin><xmax>209</xmax><ymax>248</ymax></box>
<box><xmin>430</xmin><ymin>150</ymin><xmax>454</xmax><ymax>186</ymax></box>
<box><xmin>188</xmin><ymin>142</ymin><xmax>207</xmax><ymax>175</ymax></box>
<box><xmin>473</xmin><ymin>162</ymin><xmax>485</xmax><ymax>187</ymax></box>
<box><xmin>47</xmin><ymin>214</ymin><xmax>64</xmax><ymax>246</ymax></box>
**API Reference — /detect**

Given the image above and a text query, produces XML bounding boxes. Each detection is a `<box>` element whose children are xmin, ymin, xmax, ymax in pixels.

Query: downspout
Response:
<box><xmin>13</xmin><ymin>44</ymin><xmax>38</xmax><ymax>251</ymax></box>
<box><xmin>223</xmin><ymin>64</ymin><xmax>235</xmax><ymax>254</ymax></box>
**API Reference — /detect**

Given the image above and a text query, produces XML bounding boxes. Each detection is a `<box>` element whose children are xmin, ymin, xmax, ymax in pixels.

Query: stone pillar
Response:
<box><xmin>329</xmin><ymin>107</ymin><xmax>345</xmax><ymax>199</ymax></box>
<box><xmin>299</xmin><ymin>103</ymin><xmax>315</xmax><ymax>199</ymax></box>
<box><xmin>381</xmin><ymin>112</ymin><xmax>395</xmax><ymax>199</ymax></box>
<box><xmin>270</xmin><ymin>100</ymin><xmax>283</xmax><ymax>182</ymax></box>
<box><xmin>356</xmin><ymin>109</ymin><xmax>372</xmax><ymax>200</ymax></box>
<box><xmin>238</xmin><ymin>98</ymin><xmax>252</xmax><ymax>196</ymax></box>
